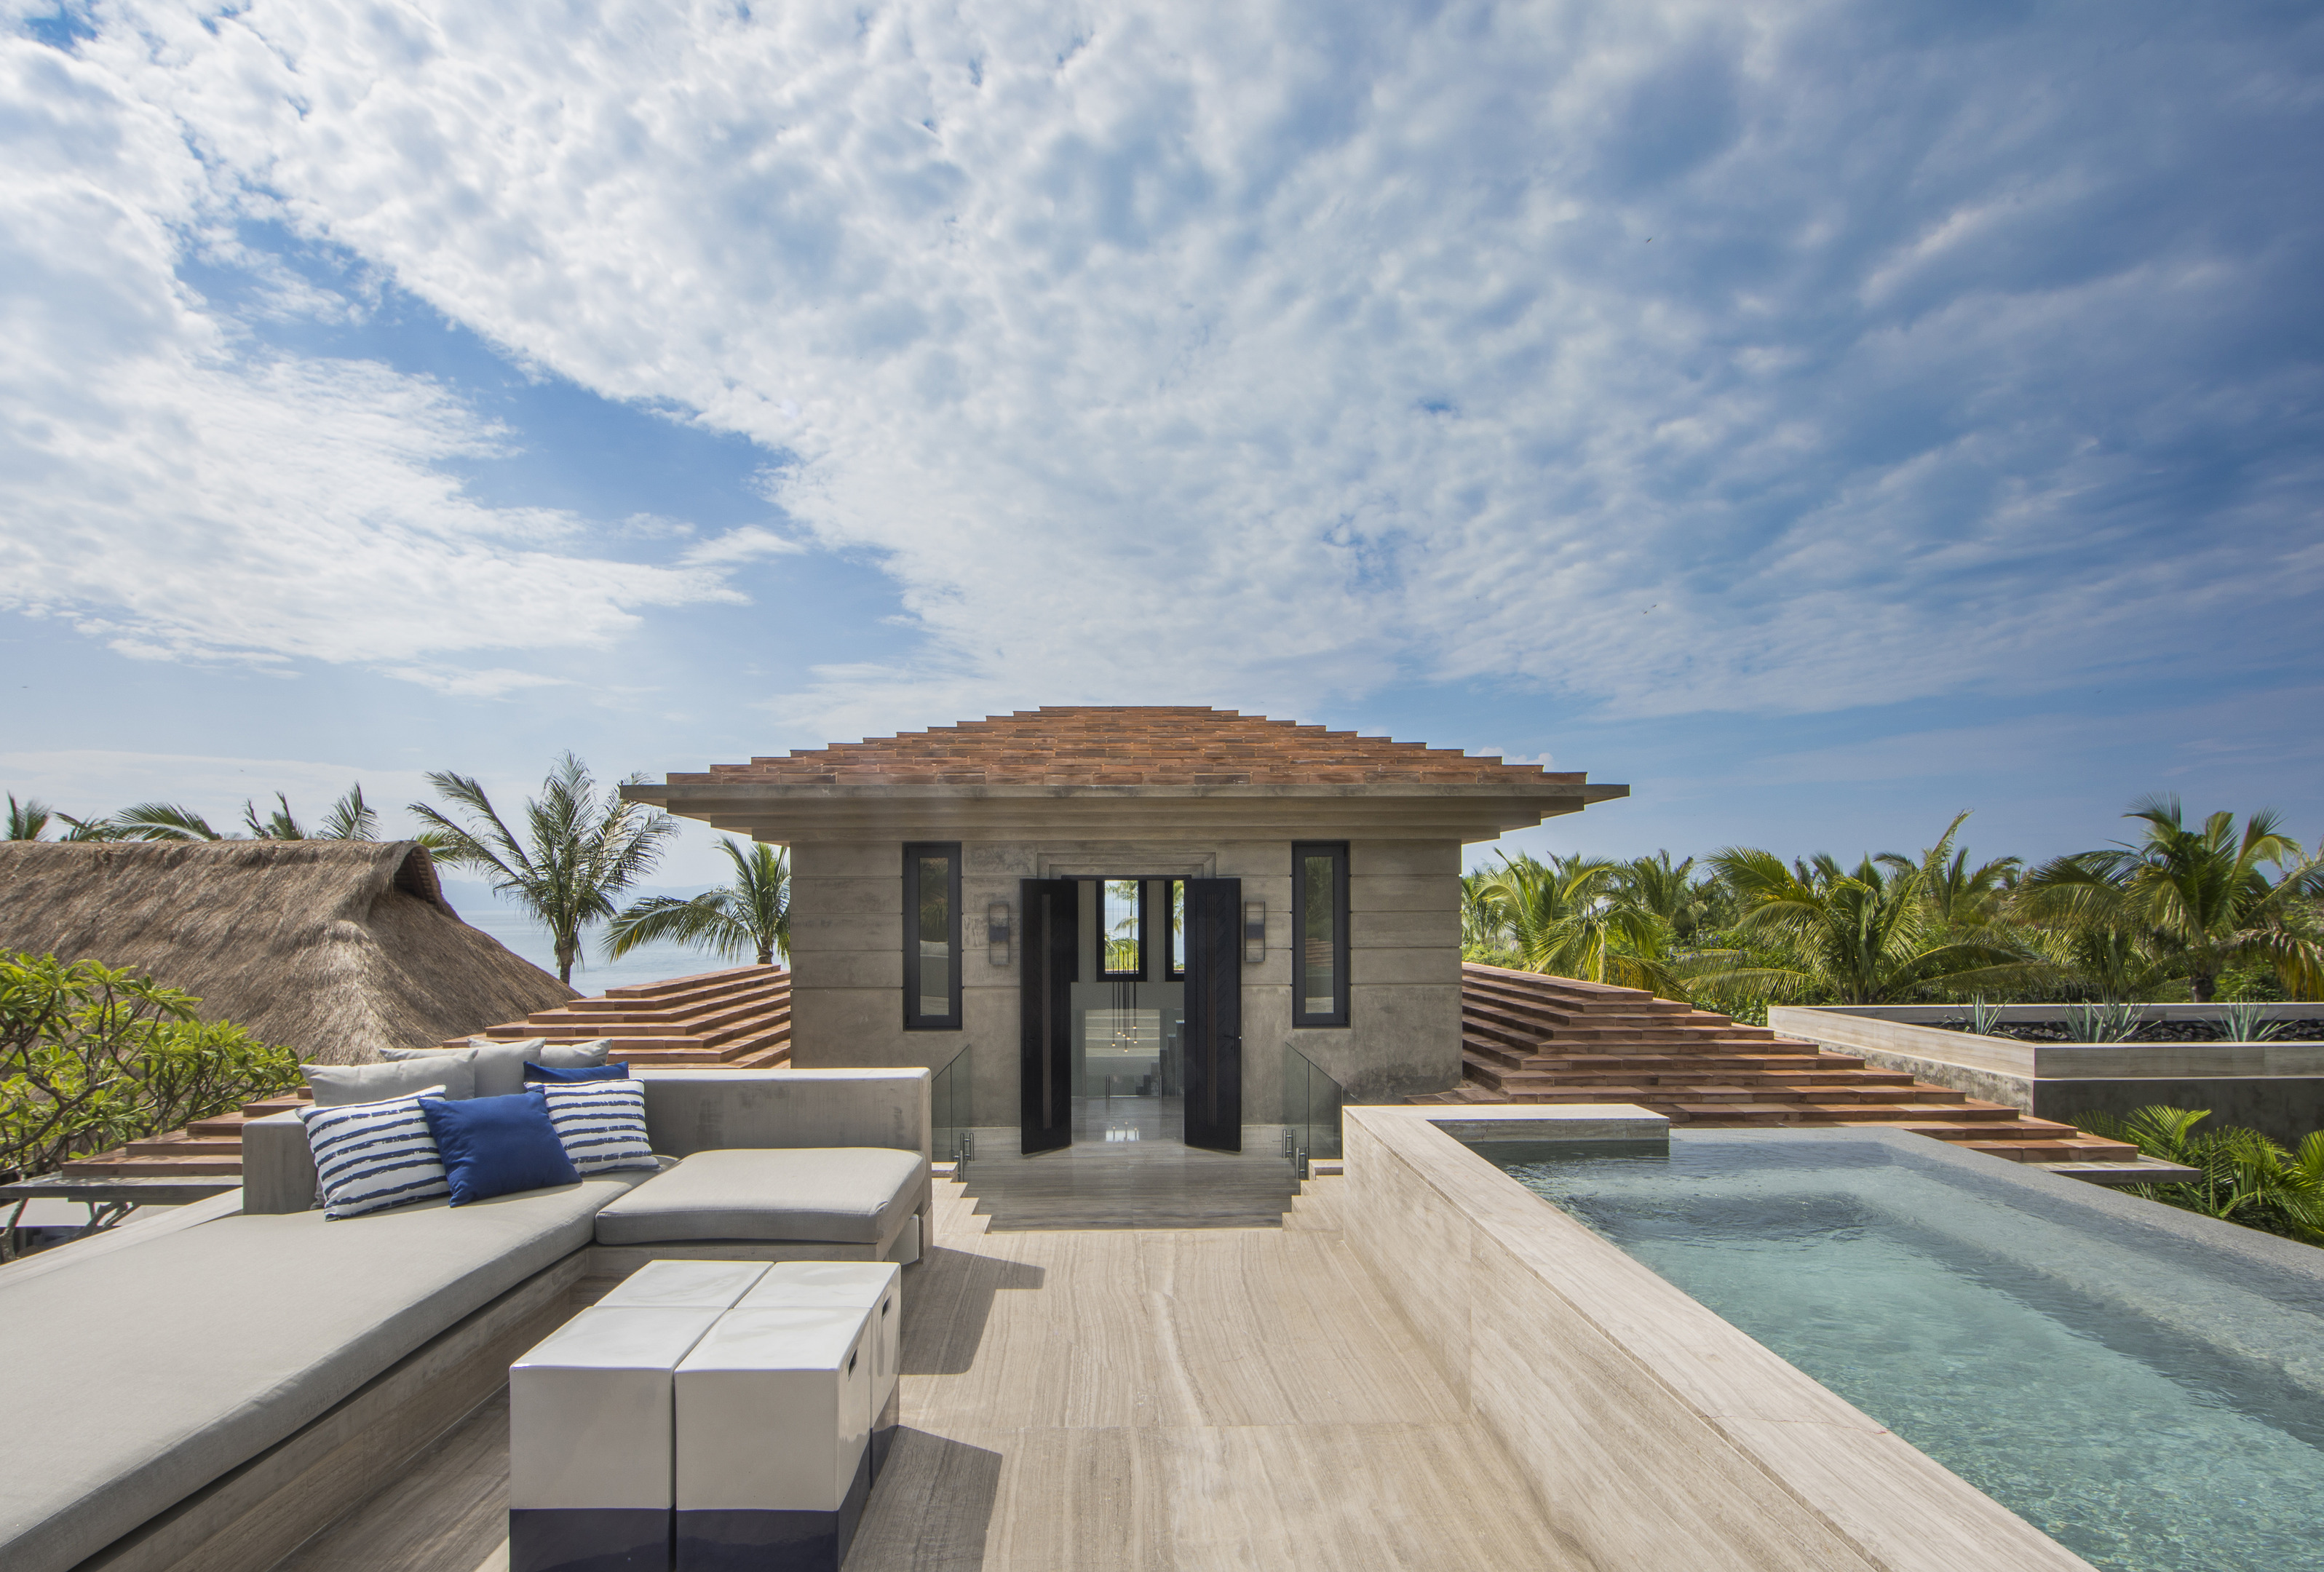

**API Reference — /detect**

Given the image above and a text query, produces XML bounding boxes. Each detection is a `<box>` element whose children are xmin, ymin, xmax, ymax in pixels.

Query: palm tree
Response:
<box><xmin>7</xmin><ymin>796</ymin><xmax>54</xmax><ymax>840</ymax></box>
<box><xmin>2023</xmin><ymin>796</ymin><xmax>2324</xmax><ymax>1002</ymax></box>
<box><xmin>239</xmin><ymin>785</ymin><xmax>386</xmax><ymax>841</ymax></box>
<box><xmin>1700</xmin><ymin>844</ymin><xmax>2027</xmax><ymax>1005</ymax></box>
<box><xmin>608</xmin><ymin>838</ymin><xmax>791</xmax><ymax>967</ymax></box>
<box><xmin>410</xmin><ymin>754</ymin><xmax>678</xmax><ymax>985</ymax></box>
<box><xmin>109</xmin><ymin>802</ymin><xmax>226</xmax><ymax>841</ymax></box>
<box><xmin>1876</xmin><ymin>811</ymin><xmax>2020</xmax><ymax>932</ymax></box>
<box><xmin>1619</xmin><ymin>850</ymin><xmax>1729</xmax><ymax>944</ymax></box>
<box><xmin>1472</xmin><ymin>852</ymin><xmax>1683</xmax><ymax>993</ymax></box>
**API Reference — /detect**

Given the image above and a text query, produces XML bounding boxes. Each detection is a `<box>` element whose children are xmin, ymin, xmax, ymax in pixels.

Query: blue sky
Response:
<box><xmin>4</xmin><ymin>0</ymin><xmax>2322</xmax><ymax>889</ymax></box>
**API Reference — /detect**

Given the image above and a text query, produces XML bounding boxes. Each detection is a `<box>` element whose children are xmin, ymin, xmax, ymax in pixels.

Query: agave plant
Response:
<box><xmin>2214</xmin><ymin>1001</ymin><xmax>2287</xmax><ymax>1043</ymax></box>
<box><xmin>2063</xmin><ymin>1000</ymin><xmax>2146</xmax><ymax>1044</ymax></box>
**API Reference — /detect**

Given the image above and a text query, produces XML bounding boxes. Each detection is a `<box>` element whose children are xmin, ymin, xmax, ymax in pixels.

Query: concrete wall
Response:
<box><xmin>1341</xmin><ymin>1107</ymin><xmax>2095</xmax><ymax>1572</ymax></box>
<box><xmin>788</xmin><ymin>834</ymin><xmax>1463</xmax><ymax>1135</ymax></box>
<box><xmin>1774</xmin><ymin>1007</ymin><xmax>2324</xmax><ymax>1148</ymax></box>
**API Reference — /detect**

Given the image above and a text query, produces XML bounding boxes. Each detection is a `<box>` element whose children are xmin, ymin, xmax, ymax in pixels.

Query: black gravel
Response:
<box><xmin>1932</xmin><ymin>1018</ymin><xmax>2324</xmax><ymax>1044</ymax></box>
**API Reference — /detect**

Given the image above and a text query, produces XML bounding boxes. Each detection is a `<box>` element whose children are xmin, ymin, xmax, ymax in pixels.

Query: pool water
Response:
<box><xmin>1485</xmin><ymin>1133</ymin><xmax>2324</xmax><ymax>1572</ymax></box>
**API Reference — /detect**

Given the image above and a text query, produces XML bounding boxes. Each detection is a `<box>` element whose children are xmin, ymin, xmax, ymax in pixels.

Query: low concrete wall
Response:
<box><xmin>1774</xmin><ymin>1008</ymin><xmax>2324</xmax><ymax>1146</ymax></box>
<box><xmin>1341</xmin><ymin>1105</ymin><xmax>2093</xmax><ymax>1572</ymax></box>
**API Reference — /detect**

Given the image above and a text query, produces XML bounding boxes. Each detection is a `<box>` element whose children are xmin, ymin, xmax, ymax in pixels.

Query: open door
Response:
<box><xmin>1018</xmin><ymin>878</ymin><xmax>1077</xmax><ymax>1154</ymax></box>
<box><xmin>1181</xmin><ymin>877</ymin><xmax>1242</xmax><ymax>1152</ymax></box>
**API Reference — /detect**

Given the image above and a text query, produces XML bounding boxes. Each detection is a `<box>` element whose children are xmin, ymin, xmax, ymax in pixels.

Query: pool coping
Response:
<box><xmin>1343</xmin><ymin>1103</ymin><xmax>2100</xmax><ymax>1572</ymax></box>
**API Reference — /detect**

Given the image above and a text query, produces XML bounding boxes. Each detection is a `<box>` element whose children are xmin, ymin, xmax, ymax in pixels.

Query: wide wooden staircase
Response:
<box><xmin>1413</xmin><ymin>963</ymin><xmax>2136</xmax><ymax>1164</ymax></box>
<box><xmin>58</xmin><ymin>968</ymin><xmax>793</xmax><ymax>1185</ymax></box>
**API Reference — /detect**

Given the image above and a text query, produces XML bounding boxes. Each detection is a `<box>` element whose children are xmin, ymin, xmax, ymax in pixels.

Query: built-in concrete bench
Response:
<box><xmin>0</xmin><ymin>1068</ymin><xmax>929</xmax><ymax>1572</ymax></box>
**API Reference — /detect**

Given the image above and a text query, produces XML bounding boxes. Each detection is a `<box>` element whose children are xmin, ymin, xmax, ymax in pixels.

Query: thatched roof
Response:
<box><xmin>0</xmin><ymin>841</ymin><xmax>576</xmax><ymax>1065</ymax></box>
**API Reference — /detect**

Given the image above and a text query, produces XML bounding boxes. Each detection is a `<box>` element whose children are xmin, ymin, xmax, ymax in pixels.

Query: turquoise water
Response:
<box><xmin>1486</xmin><ymin>1135</ymin><xmax>2324</xmax><ymax>1572</ymax></box>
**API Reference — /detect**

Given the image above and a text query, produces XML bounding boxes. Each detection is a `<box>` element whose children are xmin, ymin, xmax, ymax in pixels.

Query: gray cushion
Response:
<box><xmin>592</xmin><ymin>1148</ymin><xmax>928</xmax><ymax>1247</ymax></box>
<box><xmin>0</xmin><ymin>1164</ymin><xmax>666</xmax><ymax>1572</ymax></box>
<box><xmin>304</xmin><ymin>1055</ymin><xmax>475</xmax><ymax>1105</ymax></box>
<box><xmin>383</xmin><ymin>1037</ymin><xmax>608</xmax><ymax>1097</ymax></box>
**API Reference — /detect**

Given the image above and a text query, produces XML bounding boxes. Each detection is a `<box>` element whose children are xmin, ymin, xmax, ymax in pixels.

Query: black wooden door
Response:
<box><xmin>1019</xmin><ymin>878</ymin><xmax>1077</xmax><ymax>1154</ymax></box>
<box><xmin>1181</xmin><ymin>877</ymin><xmax>1243</xmax><ymax>1152</ymax></box>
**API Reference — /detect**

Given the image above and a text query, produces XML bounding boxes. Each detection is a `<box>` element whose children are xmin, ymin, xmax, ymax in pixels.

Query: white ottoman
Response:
<box><xmin>739</xmin><ymin>1263</ymin><xmax>902</xmax><ymax>1477</ymax></box>
<box><xmin>673</xmin><ymin>1307</ymin><xmax>874</xmax><ymax>1572</ymax></box>
<box><xmin>509</xmin><ymin>1306</ymin><xmax>726</xmax><ymax>1572</ymax></box>
<box><xmin>598</xmin><ymin>1260</ymin><xmax>771</xmax><ymax>1311</ymax></box>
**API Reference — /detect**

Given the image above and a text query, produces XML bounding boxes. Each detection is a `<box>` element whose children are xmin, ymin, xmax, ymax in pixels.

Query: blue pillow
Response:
<box><xmin>419</xmin><ymin>1091</ymin><xmax>579</xmax><ymax>1205</ymax></box>
<box><xmin>524</xmin><ymin>1060</ymin><xmax>632</xmax><ymax>1083</ymax></box>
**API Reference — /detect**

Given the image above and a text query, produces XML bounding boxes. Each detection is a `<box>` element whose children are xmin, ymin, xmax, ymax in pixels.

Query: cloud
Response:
<box><xmin>681</xmin><ymin>525</ymin><xmax>808</xmax><ymax>565</ymax></box>
<box><xmin>0</xmin><ymin>28</ymin><xmax>752</xmax><ymax>690</ymax></box>
<box><xmin>13</xmin><ymin>0</ymin><xmax>2324</xmax><ymax>729</ymax></box>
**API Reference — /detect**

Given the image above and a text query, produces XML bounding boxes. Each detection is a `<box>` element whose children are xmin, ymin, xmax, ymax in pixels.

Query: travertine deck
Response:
<box><xmin>277</xmin><ymin>1175</ymin><xmax>1577</xmax><ymax>1571</ymax></box>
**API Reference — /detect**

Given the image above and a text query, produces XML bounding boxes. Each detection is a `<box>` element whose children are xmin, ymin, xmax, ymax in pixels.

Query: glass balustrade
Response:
<box><xmin>1280</xmin><ymin>1043</ymin><xmax>1346</xmax><ymax>1179</ymax></box>
<box><xmin>929</xmin><ymin>1043</ymin><xmax>974</xmax><ymax>1174</ymax></box>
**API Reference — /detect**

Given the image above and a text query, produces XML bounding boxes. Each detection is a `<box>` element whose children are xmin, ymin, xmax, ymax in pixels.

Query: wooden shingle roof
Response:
<box><xmin>677</xmin><ymin>707</ymin><xmax>1590</xmax><ymax>789</ymax></box>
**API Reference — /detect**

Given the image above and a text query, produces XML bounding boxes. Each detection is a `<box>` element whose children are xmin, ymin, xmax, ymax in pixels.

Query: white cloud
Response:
<box><xmin>12</xmin><ymin>0</ymin><xmax>2324</xmax><ymax>728</ymax></box>
<box><xmin>680</xmin><ymin>525</ymin><xmax>808</xmax><ymax>565</ymax></box>
<box><xmin>0</xmin><ymin>29</ymin><xmax>750</xmax><ymax>689</ymax></box>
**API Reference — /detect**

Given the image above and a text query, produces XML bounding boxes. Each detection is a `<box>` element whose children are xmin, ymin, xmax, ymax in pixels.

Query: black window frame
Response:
<box><xmin>1290</xmin><ymin>841</ymin><xmax>1350</xmax><ymax>1028</ymax></box>
<box><xmin>1097</xmin><ymin>876</ymin><xmax>1149</xmax><ymax>981</ymax></box>
<box><xmin>1165</xmin><ymin>878</ymin><xmax>1186</xmax><ymax>981</ymax></box>
<box><xmin>903</xmin><ymin>841</ymin><xmax>963</xmax><ymax>1031</ymax></box>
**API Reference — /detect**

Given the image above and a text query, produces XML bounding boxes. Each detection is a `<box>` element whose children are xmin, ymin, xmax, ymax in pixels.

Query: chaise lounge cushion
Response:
<box><xmin>0</xmin><ymin>1164</ymin><xmax>668</xmax><ymax>1572</ymax></box>
<box><xmin>592</xmin><ymin>1147</ymin><xmax>928</xmax><ymax>1247</ymax></box>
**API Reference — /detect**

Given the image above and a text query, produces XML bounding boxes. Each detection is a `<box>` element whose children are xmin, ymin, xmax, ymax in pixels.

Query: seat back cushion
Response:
<box><xmin>382</xmin><ymin>1037</ymin><xmax>611</xmax><ymax>1097</ymax></box>
<box><xmin>592</xmin><ymin>1147</ymin><xmax>929</xmax><ymax>1247</ymax></box>
<box><xmin>298</xmin><ymin>1088</ymin><xmax>452</xmax><ymax>1219</ymax></box>
<box><xmin>472</xmin><ymin>1037</ymin><xmax>611</xmax><ymax>1097</ymax></box>
<box><xmin>306</xmin><ymin>1054</ymin><xmax>477</xmax><ymax>1105</ymax></box>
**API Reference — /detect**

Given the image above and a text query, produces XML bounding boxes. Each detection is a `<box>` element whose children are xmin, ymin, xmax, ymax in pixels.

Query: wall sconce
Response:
<box><xmin>1242</xmin><ymin>900</ymin><xmax>1266</xmax><ymax>965</ymax></box>
<box><xmin>987</xmin><ymin>900</ymin><xmax>1012</xmax><ymax>966</ymax></box>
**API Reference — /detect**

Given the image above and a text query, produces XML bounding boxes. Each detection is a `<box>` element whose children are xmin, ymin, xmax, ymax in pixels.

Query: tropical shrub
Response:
<box><xmin>2072</xmin><ymin>1105</ymin><xmax>2324</xmax><ymax>1245</ymax></box>
<box><xmin>0</xmin><ymin>952</ymin><xmax>300</xmax><ymax>1191</ymax></box>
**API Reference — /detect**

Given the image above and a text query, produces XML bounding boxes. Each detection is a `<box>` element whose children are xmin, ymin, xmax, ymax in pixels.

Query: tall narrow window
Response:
<box><xmin>1099</xmin><ymin>878</ymin><xmax>1146</xmax><ymax>980</ymax></box>
<box><xmin>1165</xmin><ymin>879</ymin><xmax>1186</xmax><ymax>980</ymax></box>
<box><xmin>903</xmin><ymin>843</ymin><xmax>961</xmax><ymax>1029</ymax></box>
<box><xmin>1291</xmin><ymin>842</ymin><xmax>1349</xmax><ymax>1027</ymax></box>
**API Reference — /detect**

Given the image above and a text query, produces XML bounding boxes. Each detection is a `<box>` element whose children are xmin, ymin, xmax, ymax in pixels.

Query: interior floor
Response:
<box><xmin>953</xmin><ymin>1097</ymin><xmax>1300</xmax><ymax>1230</ymax></box>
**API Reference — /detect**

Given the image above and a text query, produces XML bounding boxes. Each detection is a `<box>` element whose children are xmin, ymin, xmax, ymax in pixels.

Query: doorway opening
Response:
<box><xmin>1020</xmin><ymin>874</ymin><xmax>1241</xmax><ymax>1155</ymax></box>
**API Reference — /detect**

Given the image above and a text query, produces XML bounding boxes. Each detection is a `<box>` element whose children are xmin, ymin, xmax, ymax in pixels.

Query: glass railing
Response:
<box><xmin>1281</xmin><ymin>1043</ymin><xmax>1346</xmax><ymax>1179</ymax></box>
<box><xmin>930</xmin><ymin>1043</ymin><xmax>975</xmax><ymax>1176</ymax></box>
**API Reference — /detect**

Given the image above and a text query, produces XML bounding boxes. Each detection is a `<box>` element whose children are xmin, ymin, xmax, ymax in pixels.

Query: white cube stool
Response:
<box><xmin>509</xmin><ymin>1306</ymin><xmax>725</xmax><ymax>1572</ymax></box>
<box><xmin>673</xmin><ymin>1307</ymin><xmax>873</xmax><ymax>1572</ymax></box>
<box><xmin>598</xmin><ymin>1260</ymin><xmax>771</xmax><ymax>1311</ymax></box>
<box><xmin>739</xmin><ymin>1262</ymin><xmax>902</xmax><ymax>1477</ymax></box>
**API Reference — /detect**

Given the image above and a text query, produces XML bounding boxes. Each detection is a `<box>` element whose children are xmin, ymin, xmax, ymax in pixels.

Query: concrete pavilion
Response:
<box><xmin>627</xmin><ymin>707</ymin><xmax>1627</xmax><ymax>1154</ymax></box>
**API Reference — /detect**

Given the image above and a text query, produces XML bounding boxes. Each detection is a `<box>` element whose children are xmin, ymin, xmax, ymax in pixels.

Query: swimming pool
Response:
<box><xmin>1480</xmin><ymin>1131</ymin><xmax>2324</xmax><ymax>1572</ymax></box>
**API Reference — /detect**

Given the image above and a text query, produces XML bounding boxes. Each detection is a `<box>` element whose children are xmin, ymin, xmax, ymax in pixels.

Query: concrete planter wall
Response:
<box><xmin>1770</xmin><ymin>1005</ymin><xmax>2324</xmax><ymax>1147</ymax></box>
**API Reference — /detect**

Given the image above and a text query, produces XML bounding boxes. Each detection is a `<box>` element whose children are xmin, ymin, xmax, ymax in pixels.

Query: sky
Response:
<box><xmin>4</xmin><ymin>0</ymin><xmax>2322</xmax><ymax>893</ymax></box>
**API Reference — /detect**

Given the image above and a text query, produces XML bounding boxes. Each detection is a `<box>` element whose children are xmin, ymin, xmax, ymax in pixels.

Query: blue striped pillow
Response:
<box><xmin>298</xmin><ymin>1087</ymin><xmax>451</xmax><ymax>1218</ymax></box>
<box><xmin>537</xmin><ymin>1079</ymin><xmax>658</xmax><ymax>1176</ymax></box>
